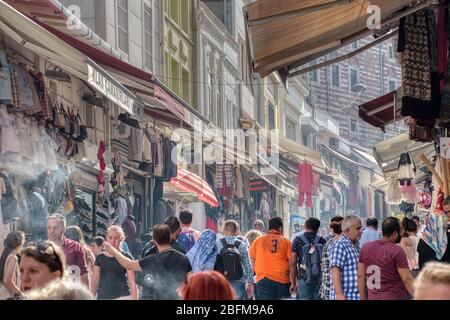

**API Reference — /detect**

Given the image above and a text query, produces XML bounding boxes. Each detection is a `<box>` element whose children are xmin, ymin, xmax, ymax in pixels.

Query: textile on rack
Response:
<box><xmin>399</xmin><ymin>8</ymin><xmax>440</xmax><ymax>120</ymax></box>
<box><xmin>235</xmin><ymin>166</ymin><xmax>244</xmax><ymax>199</ymax></box>
<box><xmin>312</xmin><ymin>173</ymin><xmax>321</xmax><ymax>196</ymax></box>
<box><xmin>400</xmin><ymin>183</ymin><xmax>418</xmax><ymax>204</ymax></box>
<box><xmin>386</xmin><ymin>177</ymin><xmax>402</xmax><ymax>204</ymax></box>
<box><xmin>128</xmin><ymin>127</ymin><xmax>144</xmax><ymax>162</ymax></box>
<box><xmin>423</xmin><ymin>212</ymin><xmax>448</xmax><ymax>259</ymax></box>
<box><xmin>240</xmin><ymin>168</ymin><xmax>251</xmax><ymax>200</ymax></box>
<box><xmin>439</xmin><ymin>1</ymin><xmax>450</xmax><ymax>127</ymax></box>
<box><xmin>397</xmin><ymin>152</ymin><xmax>416</xmax><ymax>182</ymax></box>
<box><xmin>297</xmin><ymin>162</ymin><xmax>313</xmax><ymax>208</ymax></box>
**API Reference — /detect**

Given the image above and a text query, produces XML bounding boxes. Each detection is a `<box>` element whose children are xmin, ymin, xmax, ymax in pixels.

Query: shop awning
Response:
<box><xmin>373</xmin><ymin>133</ymin><xmax>435</xmax><ymax>177</ymax></box>
<box><xmin>359</xmin><ymin>89</ymin><xmax>402</xmax><ymax>132</ymax></box>
<box><xmin>321</xmin><ymin>144</ymin><xmax>374</xmax><ymax>171</ymax></box>
<box><xmin>170</xmin><ymin>169</ymin><xmax>218</xmax><ymax>207</ymax></box>
<box><xmin>278</xmin><ymin>136</ymin><xmax>325</xmax><ymax>174</ymax></box>
<box><xmin>244</xmin><ymin>0</ymin><xmax>421</xmax><ymax>77</ymax></box>
<box><xmin>0</xmin><ymin>1</ymin><xmax>143</xmax><ymax>116</ymax></box>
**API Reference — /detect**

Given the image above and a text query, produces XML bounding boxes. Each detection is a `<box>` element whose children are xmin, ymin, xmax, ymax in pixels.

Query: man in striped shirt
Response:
<box><xmin>329</xmin><ymin>215</ymin><xmax>363</xmax><ymax>300</ymax></box>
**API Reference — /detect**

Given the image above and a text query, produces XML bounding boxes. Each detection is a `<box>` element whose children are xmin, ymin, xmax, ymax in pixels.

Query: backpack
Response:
<box><xmin>214</xmin><ymin>238</ymin><xmax>243</xmax><ymax>281</ymax></box>
<box><xmin>177</xmin><ymin>229</ymin><xmax>196</xmax><ymax>252</ymax></box>
<box><xmin>298</xmin><ymin>234</ymin><xmax>324</xmax><ymax>283</ymax></box>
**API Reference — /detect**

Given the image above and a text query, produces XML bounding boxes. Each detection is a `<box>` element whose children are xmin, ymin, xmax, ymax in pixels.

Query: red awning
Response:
<box><xmin>170</xmin><ymin>169</ymin><xmax>218</xmax><ymax>207</ymax></box>
<box><xmin>358</xmin><ymin>90</ymin><xmax>402</xmax><ymax>132</ymax></box>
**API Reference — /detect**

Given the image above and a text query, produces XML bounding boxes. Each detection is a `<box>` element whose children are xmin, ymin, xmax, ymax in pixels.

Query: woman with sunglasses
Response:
<box><xmin>0</xmin><ymin>231</ymin><xmax>25</xmax><ymax>300</ymax></box>
<box><xmin>90</xmin><ymin>225</ymin><xmax>137</xmax><ymax>300</ymax></box>
<box><xmin>19</xmin><ymin>241</ymin><xmax>66</xmax><ymax>293</ymax></box>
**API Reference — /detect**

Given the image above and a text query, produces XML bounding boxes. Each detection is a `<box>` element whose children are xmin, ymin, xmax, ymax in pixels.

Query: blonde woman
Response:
<box><xmin>414</xmin><ymin>262</ymin><xmax>450</xmax><ymax>300</ymax></box>
<box><xmin>90</xmin><ymin>225</ymin><xmax>137</xmax><ymax>299</ymax></box>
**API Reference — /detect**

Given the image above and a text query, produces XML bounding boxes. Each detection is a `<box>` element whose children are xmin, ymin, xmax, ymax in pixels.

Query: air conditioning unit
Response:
<box><xmin>112</xmin><ymin>123</ymin><xmax>131</xmax><ymax>140</ymax></box>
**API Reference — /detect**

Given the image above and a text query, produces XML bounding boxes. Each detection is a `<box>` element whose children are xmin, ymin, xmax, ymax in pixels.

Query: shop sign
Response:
<box><xmin>249</xmin><ymin>178</ymin><xmax>269</xmax><ymax>192</ymax></box>
<box><xmin>87</xmin><ymin>60</ymin><xmax>140</xmax><ymax>115</ymax></box>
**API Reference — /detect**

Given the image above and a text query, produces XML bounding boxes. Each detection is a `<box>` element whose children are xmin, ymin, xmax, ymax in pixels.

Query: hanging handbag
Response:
<box><xmin>54</xmin><ymin>103</ymin><xmax>66</xmax><ymax>128</ymax></box>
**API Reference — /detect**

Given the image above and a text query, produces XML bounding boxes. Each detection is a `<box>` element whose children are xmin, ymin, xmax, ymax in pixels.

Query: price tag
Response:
<box><xmin>309</xmin><ymin>246</ymin><xmax>316</xmax><ymax>254</ymax></box>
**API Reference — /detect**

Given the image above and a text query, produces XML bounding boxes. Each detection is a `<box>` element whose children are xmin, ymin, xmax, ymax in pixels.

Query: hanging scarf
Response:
<box><xmin>423</xmin><ymin>211</ymin><xmax>448</xmax><ymax>260</ymax></box>
<box><xmin>186</xmin><ymin>229</ymin><xmax>218</xmax><ymax>273</ymax></box>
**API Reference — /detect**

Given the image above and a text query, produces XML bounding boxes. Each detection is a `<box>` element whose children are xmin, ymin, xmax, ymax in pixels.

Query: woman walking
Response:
<box><xmin>0</xmin><ymin>231</ymin><xmax>25</xmax><ymax>299</ymax></box>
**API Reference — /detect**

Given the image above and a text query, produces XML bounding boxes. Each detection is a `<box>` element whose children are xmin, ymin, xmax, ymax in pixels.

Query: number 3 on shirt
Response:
<box><xmin>271</xmin><ymin>239</ymin><xmax>278</xmax><ymax>253</ymax></box>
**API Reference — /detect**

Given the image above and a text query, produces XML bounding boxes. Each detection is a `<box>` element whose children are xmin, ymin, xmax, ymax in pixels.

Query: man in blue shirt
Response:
<box><xmin>360</xmin><ymin>217</ymin><xmax>379</xmax><ymax>248</ymax></box>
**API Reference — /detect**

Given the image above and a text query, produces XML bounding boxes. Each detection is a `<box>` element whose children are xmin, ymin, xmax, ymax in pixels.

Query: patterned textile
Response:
<box><xmin>399</xmin><ymin>9</ymin><xmax>440</xmax><ymax>119</ymax></box>
<box><xmin>319</xmin><ymin>238</ymin><xmax>335</xmax><ymax>300</ymax></box>
<box><xmin>186</xmin><ymin>229</ymin><xmax>218</xmax><ymax>273</ymax></box>
<box><xmin>9</xmin><ymin>68</ymin><xmax>20</xmax><ymax>108</ymax></box>
<box><xmin>423</xmin><ymin>213</ymin><xmax>448</xmax><ymax>260</ymax></box>
<box><xmin>36</xmin><ymin>72</ymin><xmax>52</xmax><ymax>120</ymax></box>
<box><xmin>329</xmin><ymin>235</ymin><xmax>360</xmax><ymax>300</ymax></box>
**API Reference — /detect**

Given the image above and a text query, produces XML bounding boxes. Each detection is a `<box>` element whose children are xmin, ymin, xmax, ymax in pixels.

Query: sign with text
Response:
<box><xmin>87</xmin><ymin>62</ymin><xmax>136</xmax><ymax>115</ymax></box>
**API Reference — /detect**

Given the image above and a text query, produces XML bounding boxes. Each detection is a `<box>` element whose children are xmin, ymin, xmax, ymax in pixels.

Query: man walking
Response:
<box><xmin>360</xmin><ymin>217</ymin><xmax>379</xmax><ymax>248</ymax></box>
<box><xmin>249</xmin><ymin>217</ymin><xmax>294</xmax><ymax>300</ymax></box>
<box><xmin>47</xmin><ymin>214</ymin><xmax>89</xmax><ymax>288</ymax></box>
<box><xmin>290</xmin><ymin>217</ymin><xmax>326</xmax><ymax>300</ymax></box>
<box><xmin>253</xmin><ymin>220</ymin><xmax>266</xmax><ymax>234</ymax></box>
<box><xmin>215</xmin><ymin>220</ymin><xmax>254</xmax><ymax>300</ymax></box>
<box><xmin>103</xmin><ymin>224</ymin><xmax>192</xmax><ymax>300</ymax></box>
<box><xmin>329</xmin><ymin>215</ymin><xmax>362</xmax><ymax>300</ymax></box>
<box><xmin>358</xmin><ymin>217</ymin><xmax>414</xmax><ymax>300</ymax></box>
<box><xmin>177</xmin><ymin>209</ymin><xmax>200</xmax><ymax>252</ymax></box>
<box><xmin>143</xmin><ymin>216</ymin><xmax>186</xmax><ymax>257</ymax></box>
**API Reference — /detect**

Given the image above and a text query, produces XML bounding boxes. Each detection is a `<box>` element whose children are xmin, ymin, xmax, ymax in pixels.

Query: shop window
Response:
<box><xmin>117</xmin><ymin>0</ymin><xmax>129</xmax><ymax>53</ymax></box>
<box><xmin>144</xmin><ymin>4</ymin><xmax>153</xmax><ymax>71</ymax></box>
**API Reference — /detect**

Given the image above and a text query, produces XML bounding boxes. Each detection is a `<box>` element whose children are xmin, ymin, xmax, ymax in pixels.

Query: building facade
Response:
<box><xmin>306</xmin><ymin>37</ymin><xmax>402</xmax><ymax>149</ymax></box>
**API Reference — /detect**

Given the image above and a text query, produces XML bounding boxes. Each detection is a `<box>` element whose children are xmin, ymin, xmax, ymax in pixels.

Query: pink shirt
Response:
<box><xmin>359</xmin><ymin>240</ymin><xmax>409</xmax><ymax>300</ymax></box>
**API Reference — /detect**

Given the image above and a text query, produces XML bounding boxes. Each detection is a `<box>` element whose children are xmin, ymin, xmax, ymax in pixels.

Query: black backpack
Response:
<box><xmin>214</xmin><ymin>238</ymin><xmax>243</xmax><ymax>280</ymax></box>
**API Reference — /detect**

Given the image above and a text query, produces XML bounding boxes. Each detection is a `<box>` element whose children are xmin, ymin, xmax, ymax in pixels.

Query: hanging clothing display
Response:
<box><xmin>399</xmin><ymin>8</ymin><xmax>440</xmax><ymax>120</ymax></box>
<box><xmin>0</xmin><ymin>50</ymin><xmax>12</xmax><ymax>105</ymax></box>
<box><xmin>386</xmin><ymin>177</ymin><xmax>402</xmax><ymax>204</ymax></box>
<box><xmin>128</xmin><ymin>127</ymin><xmax>144</xmax><ymax>162</ymax></box>
<box><xmin>348</xmin><ymin>173</ymin><xmax>360</xmax><ymax>208</ymax></box>
<box><xmin>297</xmin><ymin>162</ymin><xmax>313</xmax><ymax>208</ymax></box>
<box><xmin>400</xmin><ymin>183</ymin><xmax>418</xmax><ymax>204</ymax></box>
<box><xmin>397</xmin><ymin>152</ymin><xmax>416</xmax><ymax>183</ymax></box>
<box><xmin>235</xmin><ymin>166</ymin><xmax>244</xmax><ymax>199</ymax></box>
<box><xmin>424</xmin><ymin>212</ymin><xmax>448</xmax><ymax>259</ymax></box>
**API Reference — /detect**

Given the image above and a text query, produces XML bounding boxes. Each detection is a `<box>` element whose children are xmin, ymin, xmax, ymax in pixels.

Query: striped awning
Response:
<box><xmin>170</xmin><ymin>169</ymin><xmax>218</xmax><ymax>208</ymax></box>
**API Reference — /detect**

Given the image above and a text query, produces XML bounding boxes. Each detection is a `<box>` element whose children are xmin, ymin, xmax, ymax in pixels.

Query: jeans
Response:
<box><xmin>230</xmin><ymin>280</ymin><xmax>246</xmax><ymax>300</ymax></box>
<box><xmin>255</xmin><ymin>278</ymin><xmax>290</xmax><ymax>300</ymax></box>
<box><xmin>297</xmin><ymin>279</ymin><xmax>321</xmax><ymax>300</ymax></box>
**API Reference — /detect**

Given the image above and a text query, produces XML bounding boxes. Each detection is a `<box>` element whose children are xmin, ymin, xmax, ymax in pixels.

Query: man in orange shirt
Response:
<box><xmin>249</xmin><ymin>217</ymin><xmax>294</xmax><ymax>300</ymax></box>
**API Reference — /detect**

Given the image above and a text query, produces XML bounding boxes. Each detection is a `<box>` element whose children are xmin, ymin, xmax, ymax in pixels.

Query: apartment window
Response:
<box><xmin>164</xmin><ymin>51</ymin><xmax>170</xmax><ymax>83</ymax></box>
<box><xmin>310</xmin><ymin>70</ymin><xmax>318</xmax><ymax>82</ymax></box>
<box><xmin>350</xmin><ymin>69</ymin><xmax>359</xmax><ymax>91</ymax></box>
<box><xmin>268</xmin><ymin>102</ymin><xmax>275</xmax><ymax>129</ymax></box>
<box><xmin>144</xmin><ymin>4</ymin><xmax>153</xmax><ymax>70</ymax></box>
<box><xmin>232</xmin><ymin>104</ymin><xmax>238</xmax><ymax>129</ymax></box>
<box><xmin>182</xmin><ymin>68</ymin><xmax>190</xmax><ymax>104</ymax></box>
<box><xmin>171</xmin><ymin>56</ymin><xmax>180</xmax><ymax>96</ymax></box>
<box><xmin>389</xmin><ymin>46</ymin><xmax>394</xmax><ymax>59</ymax></box>
<box><xmin>332</xmin><ymin>65</ymin><xmax>340</xmax><ymax>87</ymax></box>
<box><xmin>350</xmin><ymin>118</ymin><xmax>358</xmax><ymax>133</ymax></box>
<box><xmin>208</xmin><ymin>71</ymin><xmax>214</xmax><ymax>121</ymax></box>
<box><xmin>117</xmin><ymin>0</ymin><xmax>129</xmax><ymax>53</ymax></box>
<box><xmin>180</xmin><ymin>0</ymin><xmax>190</xmax><ymax>34</ymax></box>
<box><xmin>170</xmin><ymin>0</ymin><xmax>179</xmax><ymax>24</ymax></box>
<box><xmin>202</xmin><ymin>0</ymin><xmax>233</xmax><ymax>34</ymax></box>
<box><xmin>286</xmin><ymin>119</ymin><xmax>296</xmax><ymax>141</ymax></box>
<box><xmin>389</xmin><ymin>80</ymin><xmax>396</xmax><ymax>92</ymax></box>
<box><xmin>303</xmin><ymin>134</ymin><xmax>308</xmax><ymax>146</ymax></box>
<box><xmin>352</xmin><ymin>41</ymin><xmax>358</xmax><ymax>50</ymax></box>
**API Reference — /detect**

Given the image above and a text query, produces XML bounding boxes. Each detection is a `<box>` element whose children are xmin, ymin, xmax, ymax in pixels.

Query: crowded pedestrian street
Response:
<box><xmin>0</xmin><ymin>0</ymin><xmax>450</xmax><ymax>304</ymax></box>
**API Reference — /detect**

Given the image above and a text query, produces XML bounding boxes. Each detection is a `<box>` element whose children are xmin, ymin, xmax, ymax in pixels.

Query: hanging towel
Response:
<box><xmin>386</xmin><ymin>177</ymin><xmax>402</xmax><ymax>204</ymax></box>
<box><xmin>297</xmin><ymin>162</ymin><xmax>313</xmax><ymax>208</ymax></box>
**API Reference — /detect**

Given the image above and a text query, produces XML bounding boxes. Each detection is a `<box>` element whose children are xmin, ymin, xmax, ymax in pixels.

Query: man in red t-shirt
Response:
<box><xmin>358</xmin><ymin>217</ymin><xmax>414</xmax><ymax>300</ymax></box>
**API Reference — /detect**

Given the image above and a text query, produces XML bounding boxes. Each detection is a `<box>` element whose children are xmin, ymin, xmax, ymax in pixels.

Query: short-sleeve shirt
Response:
<box><xmin>62</xmin><ymin>237</ymin><xmax>88</xmax><ymax>280</ymax></box>
<box><xmin>329</xmin><ymin>234</ymin><xmax>360</xmax><ymax>300</ymax></box>
<box><xmin>359</xmin><ymin>240</ymin><xmax>409</xmax><ymax>300</ymax></box>
<box><xmin>95</xmin><ymin>251</ymin><xmax>133</xmax><ymax>299</ymax></box>
<box><xmin>249</xmin><ymin>230</ymin><xmax>292</xmax><ymax>284</ymax></box>
<box><xmin>138</xmin><ymin>249</ymin><xmax>192</xmax><ymax>300</ymax></box>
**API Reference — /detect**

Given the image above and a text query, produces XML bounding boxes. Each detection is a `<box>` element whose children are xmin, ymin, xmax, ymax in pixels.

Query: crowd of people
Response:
<box><xmin>0</xmin><ymin>204</ymin><xmax>450</xmax><ymax>300</ymax></box>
